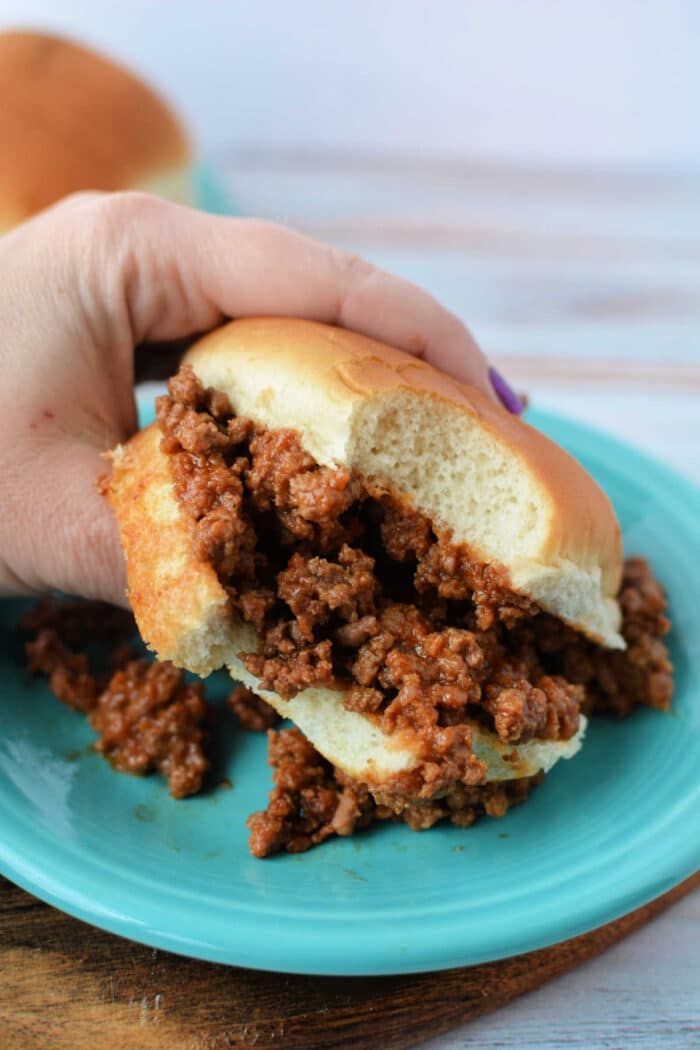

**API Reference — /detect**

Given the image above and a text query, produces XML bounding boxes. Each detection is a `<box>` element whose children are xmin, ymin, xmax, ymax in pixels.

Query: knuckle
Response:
<box><xmin>329</xmin><ymin>248</ymin><xmax>375</xmax><ymax>320</ymax></box>
<box><xmin>89</xmin><ymin>191</ymin><xmax>171</xmax><ymax>239</ymax></box>
<box><xmin>332</xmin><ymin>247</ymin><xmax>373</xmax><ymax>288</ymax></box>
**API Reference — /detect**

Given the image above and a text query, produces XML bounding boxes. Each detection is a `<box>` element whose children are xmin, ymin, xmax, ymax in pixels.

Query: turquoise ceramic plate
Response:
<box><xmin>193</xmin><ymin>162</ymin><xmax>238</xmax><ymax>216</ymax></box>
<box><xmin>1</xmin><ymin>410</ymin><xmax>699</xmax><ymax>975</ymax></box>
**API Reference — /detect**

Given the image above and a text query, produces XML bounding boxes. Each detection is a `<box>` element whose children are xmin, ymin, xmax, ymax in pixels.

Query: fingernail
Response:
<box><xmin>489</xmin><ymin>366</ymin><xmax>524</xmax><ymax>415</ymax></box>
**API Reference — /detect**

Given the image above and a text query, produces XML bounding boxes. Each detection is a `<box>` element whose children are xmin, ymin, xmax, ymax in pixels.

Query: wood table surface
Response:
<box><xmin>3</xmin><ymin>156</ymin><xmax>699</xmax><ymax>1048</ymax></box>
<box><xmin>1</xmin><ymin>873</ymin><xmax>698</xmax><ymax>1050</ymax></box>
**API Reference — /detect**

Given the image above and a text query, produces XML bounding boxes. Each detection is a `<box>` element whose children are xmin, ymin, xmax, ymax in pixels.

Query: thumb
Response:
<box><xmin>3</xmin><ymin>441</ymin><xmax>128</xmax><ymax>607</ymax></box>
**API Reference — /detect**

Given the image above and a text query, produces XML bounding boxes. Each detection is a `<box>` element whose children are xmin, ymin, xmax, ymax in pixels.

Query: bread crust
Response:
<box><xmin>0</xmin><ymin>30</ymin><xmax>191</xmax><ymax>229</ymax></box>
<box><xmin>106</xmin><ymin>425</ymin><xmax>232</xmax><ymax>676</ymax></box>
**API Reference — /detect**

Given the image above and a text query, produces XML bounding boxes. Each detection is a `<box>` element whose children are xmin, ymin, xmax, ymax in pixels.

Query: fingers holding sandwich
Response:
<box><xmin>73</xmin><ymin>192</ymin><xmax>502</xmax><ymax>398</ymax></box>
<box><xmin>0</xmin><ymin>191</ymin><xmax>511</xmax><ymax>606</ymax></box>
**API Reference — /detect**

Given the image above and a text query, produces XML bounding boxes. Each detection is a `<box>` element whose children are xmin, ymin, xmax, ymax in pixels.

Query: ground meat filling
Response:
<box><xmin>23</xmin><ymin>601</ymin><xmax>212</xmax><ymax>798</ymax></box>
<box><xmin>90</xmin><ymin>661</ymin><xmax>210</xmax><ymax>799</ymax></box>
<box><xmin>20</xmin><ymin>602</ymin><xmax>538</xmax><ymax>855</ymax></box>
<box><xmin>247</xmin><ymin>727</ymin><xmax>542</xmax><ymax>858</ymax></box>
<box><xmin>26</xmin><ymin>627</ymin><xmax>100</xmax><ymax>712</ymax></box>
<box><xmin>157</xmin><ymin>365</ymin><xmax>673</xmax><ymax>799</ymax></box>
<box><xmin>247</xmin><ymin>728</ymin><xmax>378</xmax><ymax>858</ymax></box>
<box><xmin>521</xmin><ymin>557</ymin><xmax>674</xmax><ymax>718</ymax></box>
<box><xmin>227</xmin><ymin>685</ymin><xmax>279</xmax><ymax>732</ymax></box>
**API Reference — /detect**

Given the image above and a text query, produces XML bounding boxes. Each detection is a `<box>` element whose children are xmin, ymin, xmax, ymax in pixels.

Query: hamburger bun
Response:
<box><xmin>0</xmin><ymin>30</ymin><xmax>193</xmax><ymax>232</ymax></box>
<box><xmin>104</xmin><ymin>318</ymin><xmax>626</xmax><ymax>790</ymax></box>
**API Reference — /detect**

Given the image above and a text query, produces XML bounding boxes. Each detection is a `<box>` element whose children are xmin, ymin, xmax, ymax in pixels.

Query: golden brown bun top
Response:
<box><xmin>184</xmin><ymin>319</ymin><xmax>624</xmax><ymax>646</ymax></box>
<box><xmin>0</xmin><ymin>30</ymin><xmax>191</xmax><ymax>228</ymax></box>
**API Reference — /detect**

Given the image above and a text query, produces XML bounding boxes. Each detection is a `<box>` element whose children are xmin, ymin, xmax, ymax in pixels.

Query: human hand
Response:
<box><xmin>0</xmin><ymin>192</ymin><xmax>520</xmax><ymax>606</ymax></box>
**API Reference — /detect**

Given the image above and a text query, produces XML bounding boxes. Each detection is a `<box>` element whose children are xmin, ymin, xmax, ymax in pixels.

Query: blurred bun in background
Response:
<box><xmin>0</xmin><ymin>29</ymin><xmax>193</xmax><ymax>232</ymax></box>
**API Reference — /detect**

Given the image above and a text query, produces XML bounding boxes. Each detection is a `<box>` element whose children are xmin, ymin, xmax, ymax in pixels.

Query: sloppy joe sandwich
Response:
<box><xmin>104</xmin><ymin>318</ymin><xmax>673</xmax><ymax>847</ymax></box>
<box><xmin>0</xmin><ymin>30</ymin><xmax>193</xmax><ymax>233</ymax></box>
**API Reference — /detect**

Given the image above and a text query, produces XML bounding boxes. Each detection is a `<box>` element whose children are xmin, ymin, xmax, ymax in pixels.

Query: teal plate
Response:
<box><xmin>1</xmin><ymin>410</ymin><xmax>699</xmax><ymax>975</ymax></box>
<box><xmin>193</xmin><ymin>162</ymin><xmax>238</xmax><ymax>217</ymax></box>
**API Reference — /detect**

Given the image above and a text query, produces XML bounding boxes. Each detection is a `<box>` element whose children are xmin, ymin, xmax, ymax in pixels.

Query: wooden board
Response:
<box><xmin>1</xmin><ymin>872</ymin><xmax>698</xmax><ymax>1050</ymax></box>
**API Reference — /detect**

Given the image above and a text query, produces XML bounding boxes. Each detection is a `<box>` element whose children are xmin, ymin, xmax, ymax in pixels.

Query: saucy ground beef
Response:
<box><xmin>26</xmin><ymin>626</ymin><xmax>100</xmax><ymax>712</ymax></box>
<box><xmin>22</xmin><ymin>601</ymin><xmax>212</xmax><ymax>798</ymax></box>
<box><xmin>247</xmin><ymin>726</ymin><xmax>541</xmax><ymax>858</ymax></box>
<box><xmin>156</xmin><ymin>365</ymin><xmax>673</xmax><ymax>816</ymax></box>
<box><xmin>227</xmin><ymin>684</ymin><xmax>279</xmax><ymax>732</ymax></box>
<box><xmin>21</xmin><ymin>597</ymin><xmax>136</xmax><ymax>646</ymax></box>
<box><xmin>526</xmin><ymin>557</ymin><xmax>674</xmax><ymax>718</ymax></box>
<box><xmin>247</xmin><ymin>728</ymin><xmax>379</xmax><ymax>857</ymax></box>
<box><xmin>90</xmin><ymin>660</ymin><xmax>210</xmax><ymax>799</ymax></box>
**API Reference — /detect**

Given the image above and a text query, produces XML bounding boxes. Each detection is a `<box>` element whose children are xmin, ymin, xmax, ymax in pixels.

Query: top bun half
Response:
<box><xmin>0</xmin><ymin>30</ymin><xmax>192</xmax><ymax>232</ymax></box>
<box><xmin>180</xmin><ymin>318</ymin><xmax>623</xmax><ymax>648</ymax></box>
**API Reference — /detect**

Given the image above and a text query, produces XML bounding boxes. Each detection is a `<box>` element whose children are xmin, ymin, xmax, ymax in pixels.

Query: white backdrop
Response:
<box><xmin>0</xmin><ymin>0</ymin><xmax>698</xmax><ymax>169</ymax></box>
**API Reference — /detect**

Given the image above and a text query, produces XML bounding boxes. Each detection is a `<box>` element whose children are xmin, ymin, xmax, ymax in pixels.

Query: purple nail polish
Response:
<box><xmin>489</xmin><ymin>366</ymin><xmax>524</xmax><ymax>415</ymax></box>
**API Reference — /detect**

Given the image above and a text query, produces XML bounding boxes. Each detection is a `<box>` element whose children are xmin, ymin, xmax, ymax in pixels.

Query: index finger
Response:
<box><xmin>86</xmin><ymin>194</ymin><xmax>498</xmax><ymax>400</ymax></box>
